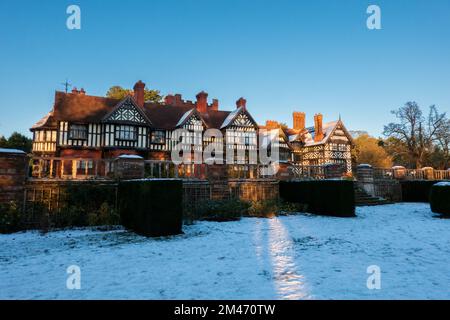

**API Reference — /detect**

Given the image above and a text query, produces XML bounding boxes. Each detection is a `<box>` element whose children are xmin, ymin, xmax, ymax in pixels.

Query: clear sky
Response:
<box><xmin>0</xmin><ymin>0</ymin><xmax>449</xmax><ymax>138</ymax></box>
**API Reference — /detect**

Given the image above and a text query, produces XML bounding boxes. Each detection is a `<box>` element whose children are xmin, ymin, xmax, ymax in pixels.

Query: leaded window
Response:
<box><xmin>69</xmin><ymin>124</ymin><xmax>88</xmax><ymax>140</ymax></box>
<box><xmin>151</xmin><ymin>131</ymin><xmax>165</xmax><ymax>144</ymax></box>
<box><xmin>116</xmin><ymin>125</ymin><xmax>137</xmax><ymax>141</ymax></box>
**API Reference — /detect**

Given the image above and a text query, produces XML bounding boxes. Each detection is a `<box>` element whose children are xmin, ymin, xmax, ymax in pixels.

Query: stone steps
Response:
<box><xmin>354</xmin><ymin>186</ymin><xmax>392</xmax><ymax>206</ymax></box>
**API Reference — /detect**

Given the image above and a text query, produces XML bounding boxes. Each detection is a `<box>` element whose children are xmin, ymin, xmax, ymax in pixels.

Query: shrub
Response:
<box><xmin>0</xmin><ymin>201</ymin><xmax>22</xmax><ymax>233</ymax></box>
<box><xmin>279</xmin><ymin>180</ymin><xmax>355</xmax><ymax>217</ymax></box>
<box><xmin>400</xmin><ymin>180</ymin><xmax>442</xmax><ymax>203</ymax></box>
<box><xmin>196</xmin><ymin>199</ymin><xmax>250</xmax><ymax>221</ymax></box>
<box><xmin>119</xmin><ymin>180</ymin><xmax>183</xmax><ymax>237</ymax></box>
<box><xmin>430</xmin><ymin>183</ymin><xmax>450</xmax><ymax>216</ymax></box>
<box><xmin>247</xmin><ymin>200</ymin><xmax>278</xmax><ymax>218</ymax></box>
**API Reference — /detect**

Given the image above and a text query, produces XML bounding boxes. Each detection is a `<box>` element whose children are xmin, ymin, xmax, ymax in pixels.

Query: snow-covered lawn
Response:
<box><xmin>1</xmin><ymin>203</ymin><xmax>449</xmax><ymax>299</ymax></box>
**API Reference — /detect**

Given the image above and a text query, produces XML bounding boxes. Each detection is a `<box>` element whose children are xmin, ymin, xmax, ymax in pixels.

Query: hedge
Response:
<box><xmin>118</xmin><ymin>179</ymin><xmax>183</xmax><ymax>237</ymax></box>
<box><xmin>400</xmin><ymin>181</ymin><xmax>443</xmax><ymax>203</ymax></box>
<box><xmin>279</xmin><ymin>180</ymin><xmax>355</xmax><ymax>217</ymax></box>
<box><xmin>430</xmin><ymin>183</ymin><xmax>450</xmax><ymax>215</ymax></box>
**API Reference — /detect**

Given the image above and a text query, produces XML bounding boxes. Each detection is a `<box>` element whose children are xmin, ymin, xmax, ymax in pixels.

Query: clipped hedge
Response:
<box><xmin>279</xmin><ymin>180</ymin><xmax>355</xmax><ymax>217</ymax></box>
<box><xmin>118</xmin><ymin>179</ymin><xmax>183</xmax><ymax>237</ymax></box>
<box><xmin>430</xmin><ymin>183</ymin><xmax>450</xmax><ymax>215</ymax></box>
<box><xmin>400</xmin><ymin>180</ymin><xmax>442</xmax><ymax>203</ymax></box>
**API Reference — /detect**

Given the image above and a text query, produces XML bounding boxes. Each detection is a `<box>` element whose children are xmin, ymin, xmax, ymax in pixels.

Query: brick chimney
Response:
<box><xmin>79</xmin><ymin>88</ymin><xmax>86</xmax><ymax>95</ymax></box>
<box><xmin>133</xmin><ymin>80</ymin><xmax>145</xmax><ymax>107</ymax></box>
<box><xmin>314</xmin><ymin>113</ymin><xmax>324</xmax><ymax>142</ymax></box>
<box><xmin>293</xmin><ymin>112</ymin><xmax>305</xmax><ymax>131</ymax></box>
<box><xmin>165</xmin><ymin>94</ymin><xmax>183</xmax><ymax>106</ymax></box>
<box><xmin>210</xmin><ymin>99</ymin><xmax>219</xmax><ymax>111</ymax></box>
<box><xmin>165</xmin><ymin>94</ymin><xmax>175</xmax><ymax>105</ymax></box>
<box><xmin>236</xmin><ymin>97</ymin><xmax>247</xmax><ymax>110</ymax></box>
<box><xmin>71</xmin><ymin>87</ymin><xmax>79</xmax><ymax>94</ymax></box>
<box><xmin>265</xmin><ymin>120</ymin><xmax>279</xmax><ymax>129</ymax></box>
<box><xmin>196</xmin><ymin>91</ymin><xmax>208</xmax><ymax>113</ymax></box>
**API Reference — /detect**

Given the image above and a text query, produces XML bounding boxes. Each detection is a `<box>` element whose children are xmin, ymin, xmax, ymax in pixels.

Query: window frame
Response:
<box><xmin>68</xmin><ymin>124</ymin><xmax>88</xmax><ymax>140</ymax></box>
<box><xmin>150</xmin><ymin>130</ymin><xmax>166</xmax><ymax>145</ymax></box>
<box><xmin>115</xmin><ymin>125</ymin><xmax>137</xmax><ymax>142</ymax></box>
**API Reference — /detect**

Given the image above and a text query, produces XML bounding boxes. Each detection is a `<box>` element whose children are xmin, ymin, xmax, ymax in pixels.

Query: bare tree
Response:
<box><xmin>383</xmin><ymin>102</ymin><xmax>447</xmax><ymax>168</ymax></box>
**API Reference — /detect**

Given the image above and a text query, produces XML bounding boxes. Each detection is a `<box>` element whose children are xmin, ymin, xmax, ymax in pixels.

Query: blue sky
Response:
<box><xmin>0</xmin><ymin>0</ymin><xmax>449</xmax><ymax>138</ymax></box>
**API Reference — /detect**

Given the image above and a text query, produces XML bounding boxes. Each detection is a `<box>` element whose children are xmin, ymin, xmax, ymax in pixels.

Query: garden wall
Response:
<box><xmin>0</xmin><ymin>150</ymin><xmax>28</xmax><ymax>205</ymax></box>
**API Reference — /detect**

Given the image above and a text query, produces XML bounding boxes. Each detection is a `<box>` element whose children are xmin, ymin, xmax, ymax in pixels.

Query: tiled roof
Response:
<box><xmin>31</xmin><ymin>91</ymin><xmax>238</xmax><ymax>131</ymax></box>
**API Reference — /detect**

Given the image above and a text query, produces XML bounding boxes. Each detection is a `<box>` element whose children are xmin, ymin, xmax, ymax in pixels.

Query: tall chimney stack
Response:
<box><xmin>196</xmin><ymin>91</ymin><xmax>208</xmax><ymax>113</ymax></box>
<box><xmin>314</xmin><ymin>113</ymin><xmax>324</xmax><ymax>142</ymax></box>
<box><xmin>133</xmin><ymin>80</ymin><xmax>145</xmax><ymax>107</ymax></box>
<box><xmin>236</xmin><ymin>97</ymin><xmax>247</xmax><ymax>110</ymax></box>
<box><xmin>293</xmin><ymin>112</ymin><xmax>305</xmax><ymax>131</ymax></box>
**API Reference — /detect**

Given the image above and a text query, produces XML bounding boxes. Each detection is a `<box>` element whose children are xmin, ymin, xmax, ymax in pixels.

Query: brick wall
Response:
<box><xmin>0</xmin><ymin>150</ymin><xmax>28</xmax><ymax>205</ymax></box>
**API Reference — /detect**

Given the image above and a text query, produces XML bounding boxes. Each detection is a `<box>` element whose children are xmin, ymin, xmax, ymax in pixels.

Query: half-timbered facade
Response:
<box><xmin>287</xmin><ymin>113</ymin><xmax>354</xmax><ymax>172</ymax></box>
<box><xmin>31</xmin><ymin>81</ymin><xmax>259</xmax><ymax>164</ymax></box>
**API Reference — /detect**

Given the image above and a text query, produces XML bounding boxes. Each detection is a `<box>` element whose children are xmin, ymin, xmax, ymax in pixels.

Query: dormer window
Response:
<box><xmin>116</xmin><ymin>125</ymin><xmax>137</xmax><ymax>141</ymax></box>
<box><xmin>69</xmin><ymin>124</ymin><xmax>88</xmax><ymax>140</ymax></box>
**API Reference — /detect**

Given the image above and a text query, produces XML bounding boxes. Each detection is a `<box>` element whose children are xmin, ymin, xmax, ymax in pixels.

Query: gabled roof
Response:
<box><xmin>101</xmin><ymin>95</ymin><xmax>152</xmax><ymax>125</ymax></box>
<box><xmin>31</xmin><ymin>111</ymin><xmax>57</xmax><ymax>130</ymax></box>
<box><xmin>288</xmin><ymin>120</ymin><xmax>353</xmax><ymax>146</ymax></box>
<box><xmin>220</xmin><ymin>107</ymin><xmax>258</xmax><ymax>129</ymax></box>
<box><xmin>175</xmin><ymin>108</ymin><xmax>209</xmax><ymax>128</ymax></box>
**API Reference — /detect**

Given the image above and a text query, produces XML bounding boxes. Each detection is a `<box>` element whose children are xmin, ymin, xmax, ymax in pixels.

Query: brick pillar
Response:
<box><xmin>113</xmin><ymin>155</ymin><xmax>144</xmax><ymax>180</ymax></box>
<box><xmin>356</xmin><ymin>164</ymin><xmax>374</xmax><ymax>196</ymax></box>
<box><xmin>392</xmin><ymin>166</ymin><xmax>406</xmax><ymax>180</ymax></box>
<box><xmin>421</xmin><ymin>167</ymin><xmax>434</xmax><ymax>180</ymax></box>
<box><xmin>0</xmin><ymin>149</ymin><xmax>28</xmax><ymax>206</ymax></box>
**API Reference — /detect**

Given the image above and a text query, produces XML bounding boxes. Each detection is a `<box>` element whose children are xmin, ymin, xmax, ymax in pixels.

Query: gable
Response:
<box><xmin>176</xmin><ymin>109</ymin><xmax>207</xmax><ymax>129</ymax></box>
<box><xmin>232</xmin><ymin>113</ymin><xmax>254</xmax><ymax>127</ymax></box>
<box><xmin>328</xmin><ymin>122</ymin><xmax>354</xmax><ymax>145</ymax></box>
<box><xmin>185</xmin><ymin>114</ymin><xmax>204</xmax><ymax>127</ymax></box>
<box><xmin>103</xmin><ymin>97</ymin><xmax>151</xmax><ymax>125</ymax></box>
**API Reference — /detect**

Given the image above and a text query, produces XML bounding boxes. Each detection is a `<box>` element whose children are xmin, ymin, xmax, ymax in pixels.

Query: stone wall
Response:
<box><xmin>0</xmin><ymin>150</ymin><xmax>28</xmax><ymax>206</ymax></box>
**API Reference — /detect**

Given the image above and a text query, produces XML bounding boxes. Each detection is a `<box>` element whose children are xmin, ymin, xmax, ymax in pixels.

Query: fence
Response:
<box><xmin>373</xmin><ymin>167</ymin><xmax>450</xmax><ymax>181</ymax></box>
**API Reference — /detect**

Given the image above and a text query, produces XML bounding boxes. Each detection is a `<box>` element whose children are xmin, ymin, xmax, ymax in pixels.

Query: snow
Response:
<box><xmin>176</xmin><ymin>109</ymin><xmax>195</xmax><ymax>127</ymax></box>
<box><xmin>435</xmin><ymin>182</ymin><xmax>450</xmax><ymax>187</ymax></box>
<box><xmin>0</xmin><ymin>148</ymin><xmax>25</xmax><ymax>154</ymax></box>
<box><xmin>117</xmin><ymin>155</ymin><xmax>143</xmax><ymax>159</ymax></box>
<box><xmin>1</xmin><ymin>203</ymin><xmax>449</xmax><ymax>300</ymax></box>
<box><xmin>220</xmin><ymin>107</ymin><xmax>242</xmax><ymax>129</ymax></box>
